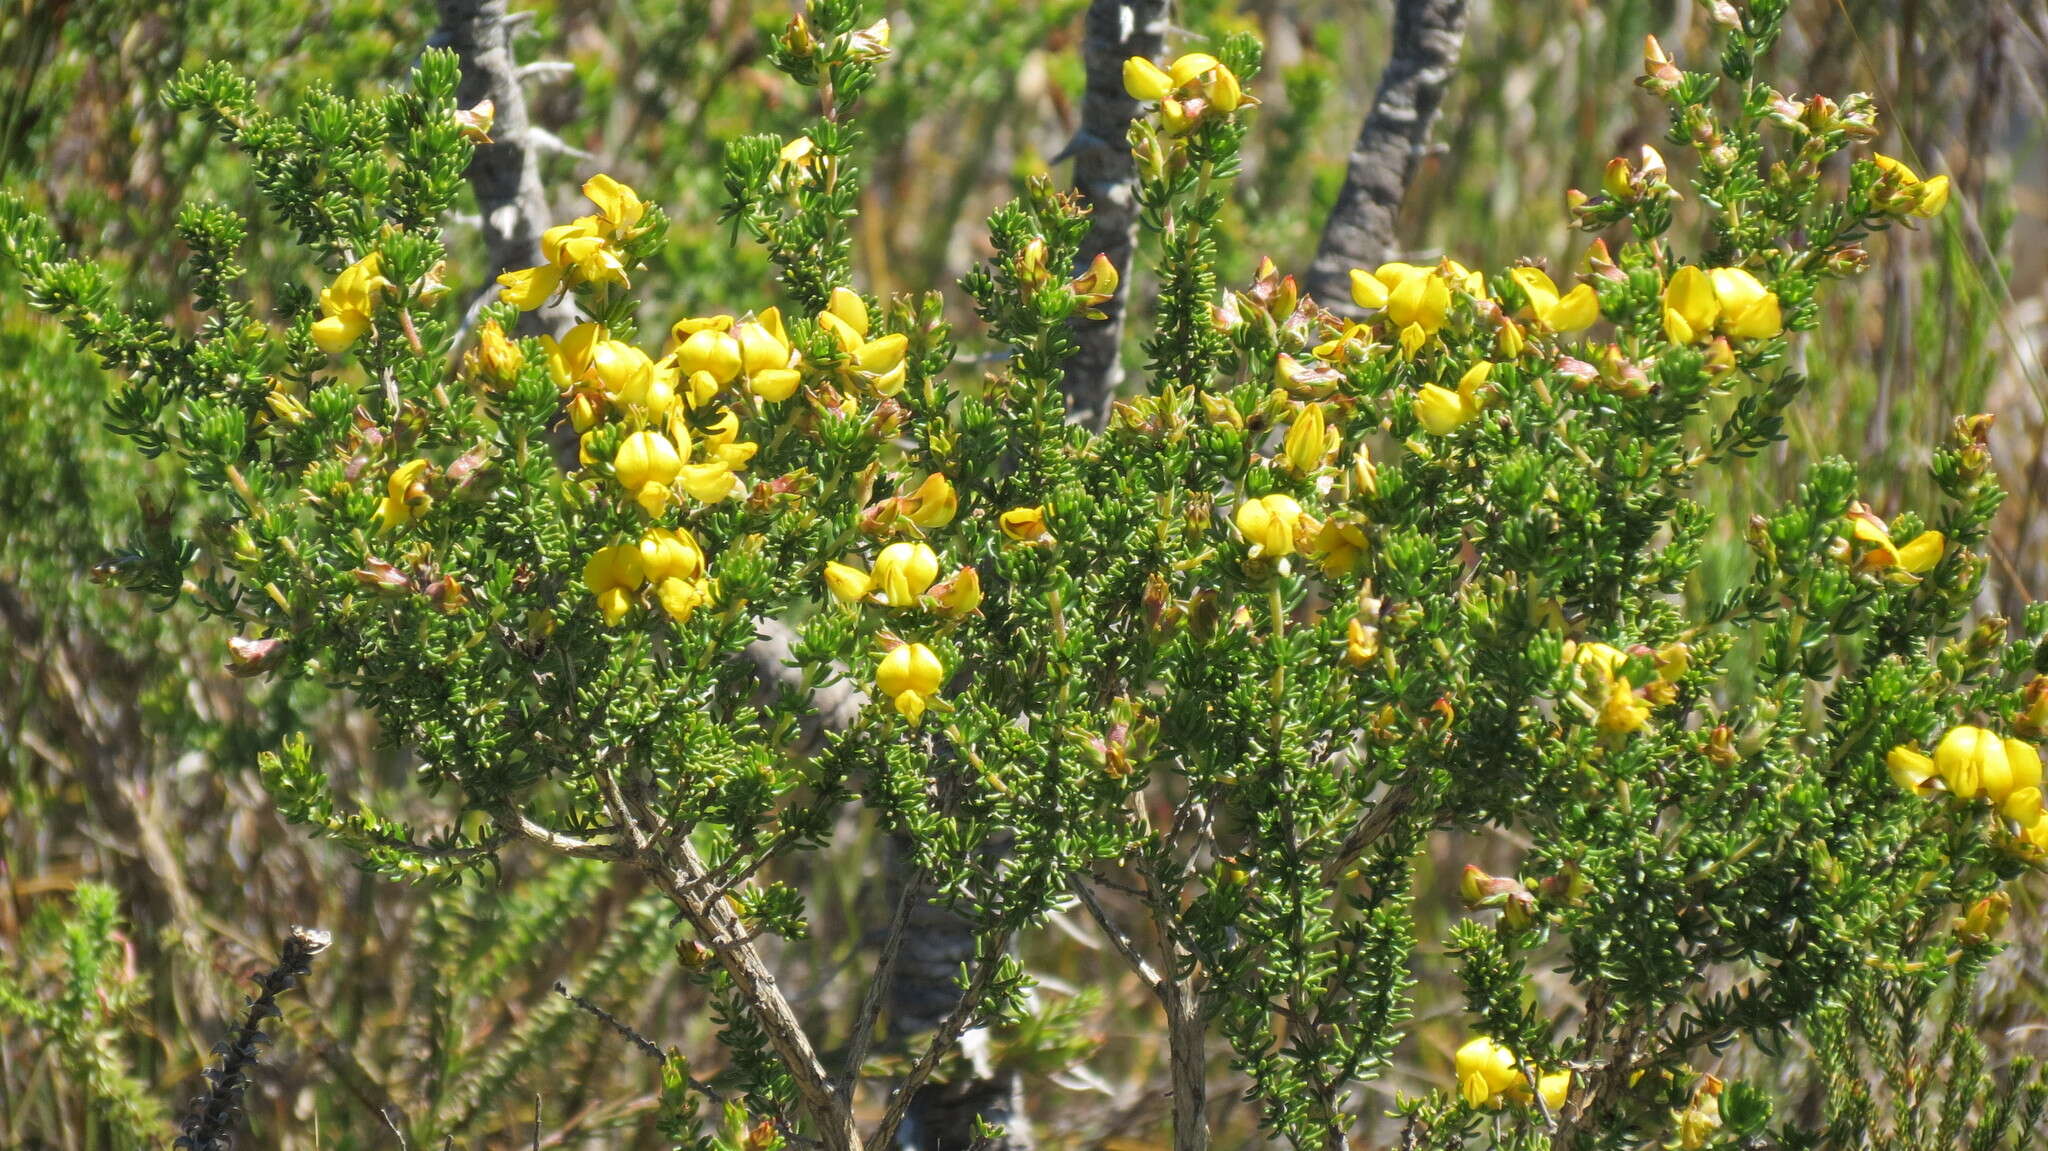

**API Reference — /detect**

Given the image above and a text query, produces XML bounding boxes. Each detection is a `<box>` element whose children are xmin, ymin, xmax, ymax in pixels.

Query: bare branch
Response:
<box><xmin>1067</xmin><ymin>873</ymin><xmax>1167</xmax><ymax>1000</ymax></box>
<box><xmin>839</xmin><ymin>867</ymin><xmax>926</xmax><ymax>1094</ymax></box>
<box><xmin>431</xmin><ymin>0</ymin><xmax>578</xmax><ymax>333</ymax></box>
<box><xmin>1303</xmin><ymin>0</ymin><xmax>1472</xmax><ymax>317</ymax></box>
<box><xmin>868</xmin><ymin>928</ymin><xmax>1017</xmax><ymax>1151</ymax></box>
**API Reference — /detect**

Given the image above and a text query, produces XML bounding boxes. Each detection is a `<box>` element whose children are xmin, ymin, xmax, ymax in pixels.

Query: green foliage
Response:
<box><xmin>2</xmin><ymin>2</ymin><xmax>2044</xmax><ymax>1150</ymax></box>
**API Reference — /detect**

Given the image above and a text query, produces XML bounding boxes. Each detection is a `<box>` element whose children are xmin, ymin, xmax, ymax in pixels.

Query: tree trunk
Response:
<box><xmin>1061</xmin><ymin>0</ymin><xmax>1171</xmax><ymax>429</ymax></box>
<box><xmin>431</xmin><ymin>0</ymin><xmax>577</xmax><ymax>334</ymax></box>
<box><xmin>1303</xmin><ymin>0</ymin><xmax>1471</xmax><ymax>318</ymax></box>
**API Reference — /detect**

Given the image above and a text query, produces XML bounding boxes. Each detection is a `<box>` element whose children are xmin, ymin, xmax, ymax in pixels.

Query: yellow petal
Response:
<box><xmin>1122</xmin><ymin>57</ymin><xmax>1173</xmax><ymax>102</ymax></box>
<box><xmin>496</xmin><ymin>264</ymin><xmax>563</xmax><ymax>311</ymax></box>
<box><xmin>1349</xmin><ymin>268</ymin><xmax>1390</xmax><ymax>310</ymax></box>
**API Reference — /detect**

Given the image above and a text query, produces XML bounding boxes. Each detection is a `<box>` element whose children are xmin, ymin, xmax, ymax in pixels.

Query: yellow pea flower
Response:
<box><xmin>1123</xmin><ymin>57</ymin><xmax>1173</xmax><ymax>101</ymax></box>
<box><xmin>1233</xmin><ymin>493</ymin><xmax>1305</xmax><ymax>558</ymax></box>
<box><xmin>495</xmin><ymin>263</ymin><xmax>563</xmax><ymax>312</ymax></box>
<box><xmin>872</xmin><ymin>541</ymin><xmax>940</xmax><ymax>607</ymax></box>
<box><xmin>1000</xmin><ymin>506</ymin><xmax>1051</xmax><ymax>542</ymax></box>
<box><xmin>656</xmin><ymin>576</ymin><xmax>710</xmax><ymax>622</ymax></box>
<box><xmin>1308</xmin><ymin>517</ymin><xmax>1367</xmax><ymax>577</ymax></box>
<box><xmin>928</xmin><ymin>565</ymin><xmax>983</xmax><ymax>616</ymax></box>
<box><xmin>1935</xmin><ymin>725</ymin><xmax>2011</xmax><ymax>801</ymax></box>
<box><xmin>1281</xmin><ymin>403</ymin><xmax>1335</xmax><ymax>475</ymax></box>
<box><xmin>311</xmin><ymin>253</ymin><xmax>394</xmax><ymax>354</ymax></box>
<box><xmin>375</xmin><ymin>457</ymin><xmax>432</xmax><ymax>531</ymax></box>
<box><xmin>1349</xmin><ymin>268</ymin><xmax>1391</xmax><ymax>310</ymax></box>
<box><xmin>1345</xmin><ymin>618</ymin><xmax>1379</xmax><ymax>666</ymax></box>
<box><xmin>679</xmin><ymin>461</ymin><xmax>742</xmax><ymax>504</ymax></box>
<box><xmin>823</xmin><ymin>559</ymin><xmax>873</xmax><ymax>603</ymax></box>
<box><xmin>877</xmin><ymin>642</ymin><xmax>944</xmax><ymax>724</ymax></box>
<box><xmin>639</xmin><ymin>527</ymin><xmax>706</xmax><ymax>584</ymax></box>
<box><xmin>591</xmin><ymin>339</ymin><xmax>657</xmax><ymax>404</ymax></box>
<box><xmin>827</xmin><ymin>287</ymin><xmax>868</xmax><ymax>336</ymax></box>
<box><xmin>675</xmin><ymin>327</ymin><xmax>743</xmax><ymax>388</ymax></box>
<box><xmin>737</xmin><ymin>308</ymin><xmax>791</xmax><ymax>373</ymax></box>
<box><xmin>1168</xmin><ymin>53</ymin><xmax>1220</xmax><ymax>88</ymax></box>
<box><xmin>1509</xmin><ymin>266</ymin><xmax>1599</xmax><ymax>333</ymax></box>
<box><xmin>1385</xmin><ymin>267</ymin><xmax>1452</xmax><ymax>335</ymax></box>
<box><xmin>1872</xmin><ymin>154</ymin><xmax>1950</xmax><ymax>218</ymax></box>
<box><xmin>2005</xmin><ymin>737</ymin><xmax>2044</xmax><ymax>795</ymax></box>
<box><xmin>582</xmin><ymin>173</ymin><xmax>646</xmax><ymax>238</ymax></box>
<box><xmin>614</xmin><ymin>429</ymin><xmax>685</xmax><ymax>516</ymax></box>
<box><xmin>1894</xmin><ymin>530</ymin><xmax>1945</xmax><ymax>574</ymax></box>
<box><xmin>1536</xmin><ymin>1069</ymin><xmax>1571</xmax><ymax>1112</ymax></box>
<box><xmin>1414</xmin><ymin>383</ymin><xmax>1474</xmax><ymax>435</ymax></box>
<box><xmin>1597</xmin><ymin>678</ymin><xmax>1651</xmax><ymax>735</ymax></box>
<box><xmin>1454</xmin><ymin>1037</ymin><xmax>1520</xmax><ymax>1109</ymax></box>
<box><xmin>583</xmin><ymin>545</ymin><xmax>646</xmax><ymax>626</ymax></box>
<box><xmin>1887</xmin><ymin>745</ymin><xmax>1937</xmax><ymax>796</ymax></box>
<box><xmin>1661</xmin><ymin>265</ymin><xmax>1719</xmax><ymax>345</ymax></box>
<box><xmin>903</xmin><ymin>473</ymin><xmax>959</xmax><ymax>528</ymax></box>
<box><xmin>1707</xmin><ymin>268</ymin><xmax>1783</xmax><ymax>340</ymax></box>
<box><xmin>2004</xmin><ymin>786</ymin><xmax>2044</xmax><ymax>825</ymax></box>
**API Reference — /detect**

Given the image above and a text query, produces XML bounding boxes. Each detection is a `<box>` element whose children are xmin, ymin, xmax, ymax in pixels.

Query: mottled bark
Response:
<box><xmin>884</xmin><ymin>836</ymin><xmax>1031</xmax><ymax>1151</ymax></box>
<box><xmin>431</xmin><ymin>0</ymin><xmax>576</xmax><ymax>334</ymax></box>
<box><xmin>1303</xmin><ymin>0</ymin><xmax>1471</xmax><ymax>317</ymax></box>
<box><xmin>1061</xmin><ymin>0</ymin><xmax>1171</xmax><ymax>428</ymax></box>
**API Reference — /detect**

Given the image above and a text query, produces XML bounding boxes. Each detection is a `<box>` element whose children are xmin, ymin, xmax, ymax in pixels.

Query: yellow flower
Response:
<box><xmin>737</xmin><ymin>309</ymin><xmax>792</xmax><ymax>372</ymax></box>
<box><xmin>466</xmin><ymin>319</ymin><xmax>526</xmax><ymax>386</ymax></box>
<box><xmin>496</xmin><ymin>262</ymin><xmax>563</xmax><ymax>311</ymax></box>
<box><xmin>1872</xmin><ymin>154</ymin><xmax>1950</xmax><ymax>218</ymax></box>
<box><xmin>1509</xmin><ymin>266</ymin><xmax>1599</xmax><ymax>333</ymax></box>
<box><xmin>639</xmin><ymin>527</ymin><xmax>706</xmax><ymax>584</ymax></box>
<box><xmin>311</xmin><ymin>253</ymin><xmax>394</xmax><ymax>354</ymax></box>
<box><xmin>376</xmin><ymin>457</ymin><xmax>432</xmax><ymax>531</ymax></box>
<box><xmin>656</xmin><ymin>575</ymin><xmax>710</xmax><ymax>622</ymax></box>
<box><xmin>1454</xmin><ymin>1037</ymin><xmax>1520</xmax><ymax>1109</ymax></box>
<box><xmin>1000</xmin><ymin>505</ymin><xmax>1051</xmax><ymax>542</ymax></box>
<box><xmin>1887</xmin><ymin>745</ymin><xmax>1937</xmax><ymax>796</ymax></box>
<box><xmin>1707</xmin><ymin>268</ymin><xmax>1783</xmax><ymax>340</ymax></box>
<box><xmin>1308</xmin><ymin>517</ymin><xmax>1368</xmax><ymax>577</ymax></box>
<box><xmin>679</xmin><ymin>461</ymin><xmax>742</xmax><ymax>504</ymax></box>
<box><xmin>1123</xmin><ymin>57</ymin><xmax>1173</xmax><ymax>101</ymax></box>
<box><xmin>583</xmin><ymin>544</ymin><xmax>646</xmax><ymax>626</ymax></box>
<box><xmin>1345</xmin><ymin>618</ymin><xmax>1379</xmax><ymax>666</ymax></box>
<box><xmin>1536</xmin><ymin>1069</ymin><xmax>1571</xmax><ymax>1112</ymax></box>
<box><xmin>591</xmin><ymin>339</ymin><xmax>657</xmax><ymax>404</ymax></box>
<box><xmin>615</xmin><ymin>429</ymin><xmax>685</xmax><ymax>516</ymax></box>
<box><xmin>1597</xmin><ymin>678</ymin><xmax>1651</xmax><ymax>735</ymax></box>
<box><xmin>1385</xmin><ymin>266</ymin><xmax>1452</xmax><ymax>335</ymax></box>
<box><xmin>1281</xmin><ymin>404</ymin><xmax>1335</xmax><ymax>475</ymax></box>
<box><xmin>818</xmin><ymin>288</ymin><xmax>909</xmax><ymax>394</ymax></box>
<box><xmin>1414</xmin><ymin>383</ymin><xmax>1474</xmax><ymax>435</ymax></box>
<box><xmin>900</xmin><ymin>473</ymin><xmax>959</xmax><ymax>528</ymax></box>
<box><xmin>823</xmin><ymin>561</ymin><xmax>873</xmax><ymax>604</ymax></box>
<box><xmin>1935</xmin><ymin>724</ymin><xmax>2012</xmax><ymax>801</ymax></box>
<box><xmin>872</xmin><ymin>541</ymin><xmax>940</xmax><ymax>607</ymax></box>
<box><xmin>1349</xmin><ymin>268</ymin><xmax>1390</xmax><ymax>310</ymax></box>
<box><xmin>928</xmin><ymin>566</ymin><xmax>983</xmax><ymax>616</ymax></box>
<box><xmin>1661</xmin><ymin>265</ymin><xmax>1719</xmax><ymax>345</ymax></box>
<box><xmin>1233</xmin><ymin>494</ymin><xmax>1305</xmax><ymax>558</ymax></box>
<box><xmin>2004</xmin><ymin>786</ymin><xmax>2044</xmax><ymax>825</ymax></box>
<box><xmin>877</xmin><ymin>642</ymin><xmax>944</xmax><ymax>724</ymax></box>
<box><xmin>2005</xmin><ymin>736</ymin><xmax>2043</xmax><ymax>795</ymax></box>
<box><xmin>582</xmin><ymin>173</ymin><xmax>646</xmax><ymax>238</ymax></box>
<box><xmin>677</xmin><ymin>326</ymin><xmax>743</xmax><ymax>387</ymax></box>
<box><xmin>1894</xmin><ymin>529</ymin><xmax>1945</xmax><ymax>574</ymax></box>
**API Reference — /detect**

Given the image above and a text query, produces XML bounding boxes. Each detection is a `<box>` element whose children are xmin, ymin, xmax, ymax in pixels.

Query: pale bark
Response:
<box><xmin>1303</xmin><ymin>0</ymin><xmax>1471</xmax><ymax>317</ymax></box>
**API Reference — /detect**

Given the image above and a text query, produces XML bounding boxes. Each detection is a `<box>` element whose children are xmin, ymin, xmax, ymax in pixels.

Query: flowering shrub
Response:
<box><xmin>2</xmin><ymin>1</ymin><xmax>2042</xmax><ymax>1148</ymax></box>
